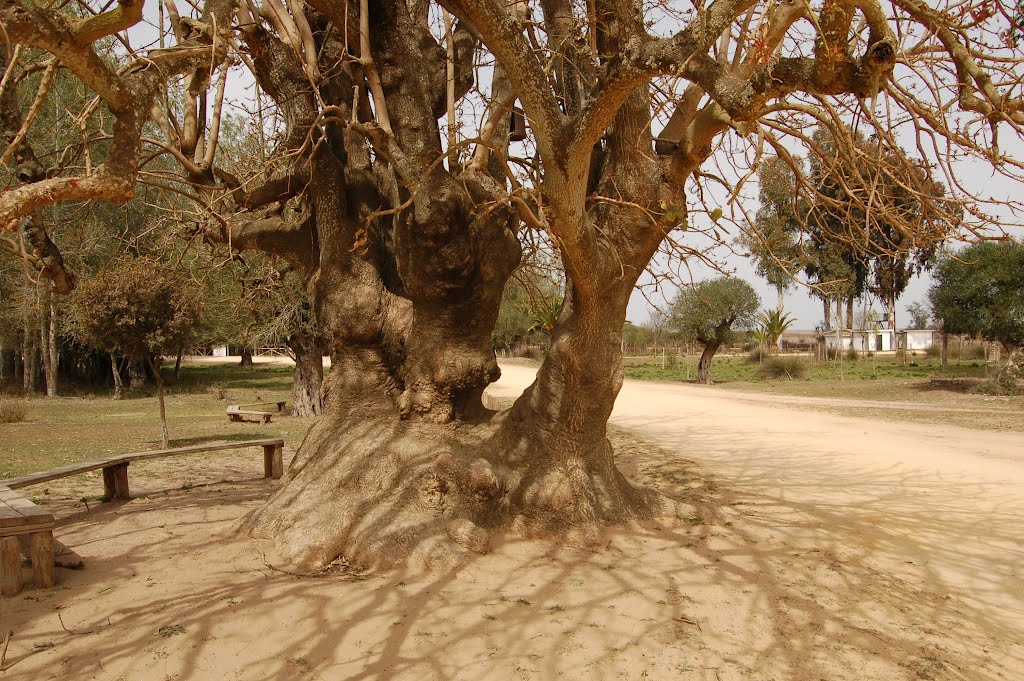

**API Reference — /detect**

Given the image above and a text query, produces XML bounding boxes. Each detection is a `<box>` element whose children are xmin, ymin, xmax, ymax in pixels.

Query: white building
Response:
<box><xmin>825</xmin><ymin>329</ymin><xmax>896</xmax><ymax>352</ymax></box>
<box><xmin>900</xmin><ymin>329</ymin><xmax>936</xmax><ymax>351</ymax></box>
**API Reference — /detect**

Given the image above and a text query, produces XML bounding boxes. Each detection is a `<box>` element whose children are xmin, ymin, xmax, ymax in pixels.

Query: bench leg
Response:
<box><xmin>30</xmin><ymin>530</ymin><xmax>55</xmax><ymax>589</ymax></box>
<box><xmin>103</xmin><ymin>463</ymin><xmax>130</xmax><ymax>500</ymax></box>
<box><xmin>263</xmin><ymin>444</ymin><xmax>284</xmax><ymax>479</ymax></box>
<box><xmin>1</xmin><ymin>536</ymin><xmax>22</xmax><ymax>597</ymax></box>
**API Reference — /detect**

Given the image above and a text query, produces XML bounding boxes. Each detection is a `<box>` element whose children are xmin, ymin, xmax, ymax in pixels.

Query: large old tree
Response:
<box><xmin>2</xmin><ymin>0</ymin><xmax>1023</xmax><ymax>569</ymax></box>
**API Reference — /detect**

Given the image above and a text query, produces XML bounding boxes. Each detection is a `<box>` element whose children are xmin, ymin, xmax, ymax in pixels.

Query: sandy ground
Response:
<box><xmin>1</xmin><ymin>365</ymin><xmax>1021</xmax><ymax>680</ymax></box>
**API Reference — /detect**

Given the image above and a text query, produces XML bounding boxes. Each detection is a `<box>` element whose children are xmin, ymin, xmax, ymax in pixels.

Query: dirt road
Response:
<box><xmin>491</xmin><ymin>363</ymin><xmax>1024</xmax><ymax>667</ymax></box>
<box><xmin>2</xmin><ymin>363</ymin><xmax>1021</xmax><ymax>680</ymax></box>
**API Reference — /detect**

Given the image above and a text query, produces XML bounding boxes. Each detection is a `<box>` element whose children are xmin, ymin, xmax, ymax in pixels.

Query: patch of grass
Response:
<box><xmin>745</xmin><ymin>347</ymin><xmax>768</xmax><ymax>364</ymax></box>
<box><xmin>757</xmin><ymin>356</ymin><xmax>808</xmax><ymax>380</ymax></box>
<box><xmin>0</xmin><ymin>360</ymin><xmax>311</xmax><ymax>480</ymax></box>
<box><xmin>969</xmin><ymin>380</ymin><xmax>1023</xmax><ymax>396</ymax></box>
<box><xmin>0</xmin><ymin>400</ymin><xmax>28</xmax><ymax>423</ymax></box>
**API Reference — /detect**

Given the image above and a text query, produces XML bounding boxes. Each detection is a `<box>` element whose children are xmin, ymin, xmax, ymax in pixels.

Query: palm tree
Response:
<box><xmin>758</xmin><ymin>309</ymin><xmax>796</xmax><ymax>354</ymax></box>
<box><xmin>751</xmin><ymin>327</ymin><xmax>769</xmax><ymax>364</ymax></box>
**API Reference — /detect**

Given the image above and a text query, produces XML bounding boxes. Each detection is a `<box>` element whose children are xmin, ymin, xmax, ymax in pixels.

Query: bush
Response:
<box><xmin>969</xmin><ymin>380</ymin><xmax>1023</xmax><ymax>396</ymax></box>
<box><xmin>822</xmin><ymin>345</ymin><xmax>858</xmax><ymax>361</ymax></box>
<box><xmin>0</xmin><ymin>400</ymin><xmax>28</xmax><ymax>423</ymax></box>
<box><xmin>517</xmin><ymin>346</ymin><xmax>545</xmax><ymax>361</ymax></box>
<box><xmin>757</xmin><ymin>356</ymin><xmax>808</xmax><ymax>380</ymax></box>
<box><xmin>745</xmin><ymin>346</ymin><xmax>768</xmax><ymax>364</ymax></box>
<box><xmin>964</xmin><ymin>344</ymin><xmax>988</xmax><ymax>360</ymax></box>
<box><xmin>924</xmin><ymin>345</ymin><xmax>941</xmax><ymax>358</ymax></box>
<box><xmin>207</xmin><ymin>382</ymin><xmax>228</xmax><ymax>400</ymax></box>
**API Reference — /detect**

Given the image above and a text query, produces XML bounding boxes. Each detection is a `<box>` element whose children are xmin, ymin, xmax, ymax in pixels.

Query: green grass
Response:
<box><xmin>624</xmin><ymin>353</ymin><xmax>989</xmax><ymax>385</ymax></box>
<box><xmin>0</xmin><ymin>361</ymin><xmax>312</xmax><ymax>480</ymax></box>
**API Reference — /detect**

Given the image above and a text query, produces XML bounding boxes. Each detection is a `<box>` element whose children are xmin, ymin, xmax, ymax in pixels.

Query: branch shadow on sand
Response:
<box><xmin>0</xmin><ymin>425</ymin><xmax>1020</xmax><ymax>680</ymax></box>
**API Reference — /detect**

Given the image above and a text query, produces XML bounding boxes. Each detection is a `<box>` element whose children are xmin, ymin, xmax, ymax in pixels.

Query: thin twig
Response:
<box><xmin>0</xmin><ymin>630</ymin><xmax>12</xmax><ymax>669</ymax></box>
<box><xmin>57</xmin><ymin>612</ymin><xmax>96</xmax><ymax>636</ymax></box>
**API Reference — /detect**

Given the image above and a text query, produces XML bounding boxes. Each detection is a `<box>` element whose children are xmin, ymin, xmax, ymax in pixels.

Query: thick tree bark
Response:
<box><xmin>240</xmin><ymin>347</ymin><xmax>254</xmax><ymax>367</ymax></box>
<box><xmin>941</xmin><ymin>332</ymin><xmax>949</xmax><ymax>370</ymax></box>
<box><xmin>287</xmin><ymin>328</ymin><xmax>323</xmax><ymax>417</ymax></box>
<box><xmin>698</xmin><ymin>342</ymin><xmax>719</xmax><ymax>384</ymax></box>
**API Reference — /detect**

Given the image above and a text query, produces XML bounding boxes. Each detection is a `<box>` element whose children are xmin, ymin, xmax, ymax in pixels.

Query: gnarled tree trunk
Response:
<box><xmin>698</xmin><ymin>343</ymin><xmax>719</xmax><ymax>385</ymax></box>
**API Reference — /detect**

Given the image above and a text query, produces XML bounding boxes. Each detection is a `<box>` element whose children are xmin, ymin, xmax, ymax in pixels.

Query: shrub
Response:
<box><xmin>745</xmin><ymin>347</ymin><xmax>768</xmax><ymax>364</ymax></box>
<box><xmin>757</xmin><ymin>356</ymin><xmax>808</xmax><ymax>380</ymax></box>
<box><xmin>964</xmin><ymin>344</ymin><xmax>988</xmax><ymax>360</ymax></box>
<box><xmin>0</xmin><ymin>400</ymin><xmax>29</xmax><ymax>423</ymax></box>
<box><xmin>845</xmin><ymin>347</ymin><xmax>860</xmax><ymax>361</ymax></box>
<box><xmin>207</xmin><ymin>383</ymin><xmax>228</xmax><ymax>401</ymax></box>
<box><xmin>924</xmin><ymin>345</ymin><xmax>941</xmax><ymax>359</ymax></box>
<box><xmin>969</xmin><ymin>380</ymin><xmax>1023</xmax><ymax>396</ymax></box>
<box><xmin>520</xmin><ymin>346</ymin><xmax>545</xmax><ymax>362</ymax></box>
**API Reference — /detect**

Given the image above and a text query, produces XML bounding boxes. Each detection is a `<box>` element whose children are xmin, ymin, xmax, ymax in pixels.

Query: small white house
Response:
<box><xmin>824</xmin><ymin>329</ymin><xmax>896</xmax><ymax>352</ymax></box>
<box><xmin>900</xmin><ymin>329</ymin><xmax>935</xmax><ymax>351</ymax></box>
<box><xmin>212</xmin><ymin>346</ymin><xmax>229</xmax><ymax>357</ymax></box>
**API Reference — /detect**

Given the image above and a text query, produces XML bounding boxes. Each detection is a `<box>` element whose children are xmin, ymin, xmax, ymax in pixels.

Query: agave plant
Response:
<box><xmin>758</xmin><ymin>308</ymin><xmax>796</xmax><ymax>353</ymax></box>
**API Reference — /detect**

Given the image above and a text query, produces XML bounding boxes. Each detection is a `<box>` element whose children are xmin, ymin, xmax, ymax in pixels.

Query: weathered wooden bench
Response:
<box><xmin>227</xmin><ymin>402</ymin><xmax>285</xmax><ymax>424</ymax></box>
<box><xmin>0</xmin><ymin>438</ymin><xmax>285</xmax><ymax>595</ymax></box>
<box><xmin>1</xmin><ymin>486</ymin><xmax>55</xmax><ymax>596</ymax></box>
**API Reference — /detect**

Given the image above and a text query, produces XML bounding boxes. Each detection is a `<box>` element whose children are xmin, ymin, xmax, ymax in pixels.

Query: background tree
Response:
<box><xmin>670</xmin><ymin>278</ymin><xmax>759</xmax><ymax>385</ymax></box>
<box><xmin>740</xmin><ymin>156</ymin><xmax>803</xmax><ymax>310</ymax></box>
<box><xmin>758</xmin><ymin>308</ymin><xmax>796</xmax><ymax>354</ymax></box>
<box><xmin>930</xmin><ymin>240</ymin><xmax>1024</xmax><ymax>386</ymax></box>
<box><xmin>0</xmin><ymin>0</ymin><xmax>1018</xmax><ymax>570</ymax></box>
<box><xmin>73</xmin><ymin>259</ymin><xmax>203</xmax><ymax>446</ymax></box>
<box><xmin>906</xmin><ymin>302</ymin><xmax>932</xmax><ymax>330</ymax></box>
<box><xmin>806</xmin><ymin>127</ymin><xmax>952</xmax><ymax>332</ymax></box>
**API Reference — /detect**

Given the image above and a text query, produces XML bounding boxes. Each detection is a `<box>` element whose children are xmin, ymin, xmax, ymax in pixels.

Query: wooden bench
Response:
<box><xmin>227</xmin><ymin>402</ymin><xmax>285</xmax><ymax>424</ymax></box>
<box><xmin>1</xmin><ymin>485</ymin><xmax>55</xmax><ymax>596</ymax></box>
<box><xmin>3</xmin><ymin>439</ymin><xmax>286</xmax><ymax>500</ymax></box>
<box><xmin>0</xmin><ymin>438</ymin><xmax>285</xmax><ymax>595</ymax></box>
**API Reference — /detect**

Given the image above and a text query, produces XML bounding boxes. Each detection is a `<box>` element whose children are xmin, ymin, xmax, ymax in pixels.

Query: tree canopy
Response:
<box><xmin>929</xmin><ymin>240</ymin><xmax>1024</xmax><ymax>350</ymax></box>
<box><xmin>671</xmin><ymin>277</ymin><xmax>759</xmax><ymax>384</ymax></box>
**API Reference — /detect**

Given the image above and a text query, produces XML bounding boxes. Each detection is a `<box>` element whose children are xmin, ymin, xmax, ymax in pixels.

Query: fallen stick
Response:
<box><xmin>0</xmin><ymin>629</ymin><xmax>12</xmax><ymax>669</ymax></box>
<box><xmin>57</xmin><ymin>613</ymin><xmax>95</xmax><ymax>636</ymax></box>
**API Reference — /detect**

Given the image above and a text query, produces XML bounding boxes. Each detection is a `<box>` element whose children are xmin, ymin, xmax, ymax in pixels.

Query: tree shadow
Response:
<box><xmin>1</xmin><ymin>426</ymin><xmax>1019</xmax><ymax>680</ymax></box>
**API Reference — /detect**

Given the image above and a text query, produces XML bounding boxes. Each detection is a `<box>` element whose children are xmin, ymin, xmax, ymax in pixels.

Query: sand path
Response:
<box><xmin>492</xmin><ymin>363</ymin><xmax>1024</xmax><ymax>629</ymax></box>
<box><xmin>0</xmin><ymin>365</ymin><xmax>1020</xmax><ymax>680</ymax></box>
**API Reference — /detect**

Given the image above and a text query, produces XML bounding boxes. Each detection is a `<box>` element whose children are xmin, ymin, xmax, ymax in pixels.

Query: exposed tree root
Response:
<box><xmin>241</xmin><ymin>405</ymin><xmax>681</xmax><ymax>572</ymax></box>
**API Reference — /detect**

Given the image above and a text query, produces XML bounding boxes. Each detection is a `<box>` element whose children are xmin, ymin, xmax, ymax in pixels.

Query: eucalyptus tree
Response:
<box><xmin>2</xmin><ymin>0</ymin><xmax>1022</xmax><ymax>571</ymax></box>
